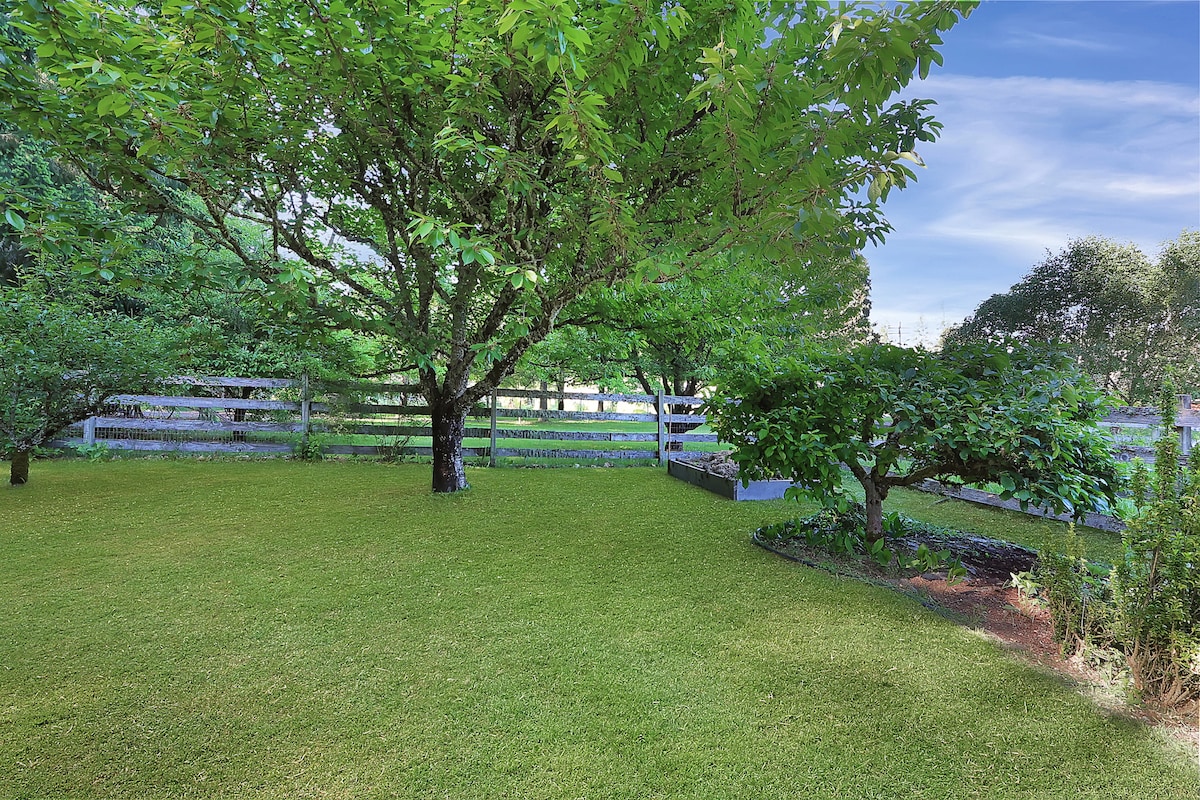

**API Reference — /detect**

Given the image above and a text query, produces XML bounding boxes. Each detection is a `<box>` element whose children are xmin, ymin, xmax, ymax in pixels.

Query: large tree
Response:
<box><xmin>708</xmin><ymin>342</ymin><xmax>1120</xmax><ymax>542</ymax></box>
<box><xmin>1</xmin><ymin>0</ymin><xmax>975</xmax><ymax>491</ymax></box>
<box><xmin>945</xmin><ymin>232</ymin><xmax>1200</xmax><ymax>404</ymax></box>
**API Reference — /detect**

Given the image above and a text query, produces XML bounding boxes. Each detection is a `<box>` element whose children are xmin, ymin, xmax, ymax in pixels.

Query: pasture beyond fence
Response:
<box><xmin>54</xmin><ymin>376</ymin><xmax>716</xmax><ymax>464</ymax></box>
<box><xmin>52</xmin><ymin>377</ymin><xmax>1196</xmax><ymax>465</ymax></box>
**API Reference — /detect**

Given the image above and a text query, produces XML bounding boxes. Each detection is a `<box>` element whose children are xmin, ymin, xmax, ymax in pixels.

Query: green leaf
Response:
<box><xmin>5</xmin><ymin>209</ymin><xmax>26</xmax><ymax>231</ymax></box>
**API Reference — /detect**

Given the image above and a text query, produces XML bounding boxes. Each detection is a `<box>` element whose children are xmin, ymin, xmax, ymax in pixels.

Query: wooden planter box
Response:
<box><xmin>667</xmin><ymin>458</ymin><xmax>796</xmax><ymax>501</ymax></box>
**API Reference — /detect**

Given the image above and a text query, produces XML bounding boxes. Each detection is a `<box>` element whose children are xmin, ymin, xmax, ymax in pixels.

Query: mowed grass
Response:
<box><xmin>0</xmin><ymin>460</ymin><xmax>1194</xmax><ymax>799</ymax></box>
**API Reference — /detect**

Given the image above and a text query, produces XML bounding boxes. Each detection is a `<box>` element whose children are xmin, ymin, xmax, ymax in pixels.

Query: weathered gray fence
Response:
<box><xmin>1105</xmin><ymin>394</ymin><xmax>1196</xmax><ymax>462</ymax></box>
<box><xmin>52</xmin><ymin>377</ymin><xmax>713</xmax><ymax>464</ymax></box>
<box><xmin>51</xmin><ymin>378</ymin><xmax>1195</xmax><ymax>467</ymax></box>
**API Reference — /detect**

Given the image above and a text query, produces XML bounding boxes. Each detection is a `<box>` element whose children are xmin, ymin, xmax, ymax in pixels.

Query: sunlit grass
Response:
<box><xmin>0</xmin><ymin>460</ymin><xmax>1193</xmax><ymax>798</ymax></box>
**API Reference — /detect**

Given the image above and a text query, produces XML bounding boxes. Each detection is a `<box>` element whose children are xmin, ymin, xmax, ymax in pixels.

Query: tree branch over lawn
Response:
<box><xmin>1</xmin><ymin>0</ymin><xmax>976</xmax><ymax>491</ymax></box>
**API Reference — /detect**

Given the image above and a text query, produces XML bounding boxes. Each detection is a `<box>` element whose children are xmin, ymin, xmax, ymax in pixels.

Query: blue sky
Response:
<box><xmin>864</xmin><ymin>0</ymin><xmax>1200</xmax><ymax>345</ymax></box>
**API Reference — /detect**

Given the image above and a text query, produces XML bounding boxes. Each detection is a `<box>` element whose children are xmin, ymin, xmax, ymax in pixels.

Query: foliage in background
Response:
<box><xmin>709</xmin><ymin>341</ymin><xmax>1121</xmax><ymax>542</ymax></box>
<box><xmin>945</xmin><ymin>232</ymin><xmax>1200</xmax><ymax>404</ymax></box>
<box><xmin>556</xmin><ymin>252</ymin><xmax>872</xmax><ymax>400</ymax></box>
<box><xmin>0</xmin><ymin>290</ymin><xmax>170</xmax><ymax>485</ymax></box>
<box><xmin>0</xmin><ymin>0</ymin><xmax>975</xmax><ymax>492</ymax></box>
<box><xmin>0</xmin><ymin>126</ymin><xmax>386</xmax><ymax>384</ymax></box>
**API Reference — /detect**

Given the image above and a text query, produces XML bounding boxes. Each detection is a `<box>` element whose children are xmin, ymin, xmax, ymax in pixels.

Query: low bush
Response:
<box><xmin>756</xmin><ymin>503</ymin><xmax>967</xmax><ymax>580</ymax></box>
<box><xmin>1032</xmin><ymin>382</ymin><xmax>1200</xmax><ymax>710</ymax></box>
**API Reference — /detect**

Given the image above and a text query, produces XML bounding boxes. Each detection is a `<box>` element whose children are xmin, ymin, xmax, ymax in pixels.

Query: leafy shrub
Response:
<box><xmin>1109</xmin><ymin>384</ymin><xmax>1200</xmax><ymax>708</ymax></box>
<box><xmin>1034</xmin><ymin>383</ymin><xmax>1200</xmax><ymax>710</ymax></box>
<box><xmin>1033</xmin><ymin>524</ymin><xmax>1111</xmax><ymax>655</ymax></box>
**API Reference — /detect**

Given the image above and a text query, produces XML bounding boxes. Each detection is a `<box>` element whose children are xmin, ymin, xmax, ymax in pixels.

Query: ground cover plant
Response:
<box><xmin>1</xmin><ymin>460</ymin><xmax>1195</xmax><ymax>798</ymax></box>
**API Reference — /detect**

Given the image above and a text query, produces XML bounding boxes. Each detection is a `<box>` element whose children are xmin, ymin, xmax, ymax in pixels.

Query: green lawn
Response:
<box><xmin>0</xmin><ymin>460</ymin><xmax>1194</xmax><ymax>799</ymax></box>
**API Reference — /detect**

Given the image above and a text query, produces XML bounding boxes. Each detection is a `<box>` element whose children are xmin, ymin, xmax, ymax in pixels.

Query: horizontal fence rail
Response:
<box><xmin>49</xmin><ymin>379</ymin><xmax>1194</xmax><ymax>467</ymax></box>
<box><xmin>51</xmin><ymin>377</ymin><xmax>712</xmax><ymax>464</ymax></box>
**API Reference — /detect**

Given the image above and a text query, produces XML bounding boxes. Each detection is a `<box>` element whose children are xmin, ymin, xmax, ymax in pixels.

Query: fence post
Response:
<box><xmin>83</xmin><ymin>416</ymin><xmax>96</xmax><ymax>446</ymax></box>
<box><xmin>300</xmin><ymin>372</ymin><xmax>312</xmax><ymax>452</ymax></box>
<box><xmin>657</xmin><ymin>389</ymin><xmax>667</xmax><ymax>466</ymax></box>
<box><xmin>1180</xmin><ymin>394</ymin><xmax>1193</xmax><ymax>455</ymax></box>
<box><xmin>490</xmin><ymin>390</ymin><xmax>498</xmax><ymax>467</ymax></box>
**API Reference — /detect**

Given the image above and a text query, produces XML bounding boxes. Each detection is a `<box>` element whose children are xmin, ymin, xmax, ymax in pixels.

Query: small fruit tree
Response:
<box><xmin>707</xmin><ymin>341</ymin><xmax>1120</xmax><ymax>542</ymax></box>
<box><xmin>0</xmin><ymin>291</ymin><xmax>167</xmax><ymax>485</ymax></box>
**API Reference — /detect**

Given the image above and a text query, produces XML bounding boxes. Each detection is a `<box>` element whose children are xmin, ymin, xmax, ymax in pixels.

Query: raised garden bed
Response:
<box><xmin>667</xmin><ymin>452</ymin><xmax>797</xmax><ymax>501</ymax></box>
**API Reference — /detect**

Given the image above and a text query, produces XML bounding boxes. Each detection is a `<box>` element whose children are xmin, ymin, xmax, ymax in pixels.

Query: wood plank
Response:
<box><xmin>345</xmin><ymin>424</ymin><xmax>432</xmax><ymax>437</ymax></box>
<box><xmin>321</xmin><ymin>445</ymin><xmax>487</xmax><ymax>457</ymax></box>
<box><xmin>671</xmin><ymin>433</ymin><xmax>720</xmax><ymax>443</ymax></box>
<box><xmin>91</xmin><ymin>417</ymin><xmax>303</xmax><ymax>434</ymax></box>
<box><xmin>491</xmin><ymin>407</ymin><xmax>660</xmax><ymax>423</ymax></box>
<box><xmin>309</xmin><ymin>403</ymin><xmax>490</xmax><ymax>416</ymax></box>
<box><xmin>163</xmin><ymin>376</ymin><xmax>297</xmax><ymax>389</ymax></box>
<box><xmin>488</xmin><ymin>428</ymin><xmax>658</xmax><ymax>442</ymax></box>
<box><xmin>494</xmin><ymin>388</ymin><xmax>703</xmax><ymax>406</ymax></box>
<box><xmin>497</xmin><ymin>387</ymin><xmax>656</xmax><ymax>404</ymax></box>
<box><xmin>493</xmin><ymin>448</ymin><xmax>655</xmax><ymax>460</ymax></box>
<box><xmin>76</xmin><ymin>438</ymin><xmax>293</xmax><ymax>454</ymax></box>
<box><xmin>1102</xmin><ymin>410</ymin><xmax>1200</xmax><ymax>427</ymax></box>
<box><xmin>110</xmin><ymin>395</ymin><xmax>300</xmax><ymax>411</ymax></box>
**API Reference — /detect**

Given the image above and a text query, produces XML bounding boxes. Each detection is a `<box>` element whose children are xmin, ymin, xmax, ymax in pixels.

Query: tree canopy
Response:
<box><xmin>708</xmin><ymin>342</ymin><xmax>1120</xmax><ymax>542</ymax></box>
<box><xmin>1</xmin><ymin>0</ymin><xmax>976</xmax><ymax>491</ymax></box>
<box><xmin>945</xmin><ymin>232</ymin><xmax>1200</xmax><ymax>404</ymax></box>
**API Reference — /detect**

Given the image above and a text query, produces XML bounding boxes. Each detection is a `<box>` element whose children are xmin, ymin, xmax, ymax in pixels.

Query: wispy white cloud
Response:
<box><xmin>867</xmin><ymin>73</ymin><xmax>1200</xmax><ymax>331</ymax></box>
<box><xmin>1006</xmin><ymin>31</ymin><xmax>1120</xmax><ymax>54</ymax></box>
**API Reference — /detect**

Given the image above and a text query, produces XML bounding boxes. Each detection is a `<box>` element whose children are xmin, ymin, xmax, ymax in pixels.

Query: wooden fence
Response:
<box><xmin>51</xmin><ymin>378</ymin><xmax>1196</xmax><ymax>465</ymax></box>
<box><xmin>52</xmin><ymin>376</ymin><xmax>714</xmax><ymax>464</ymax></box>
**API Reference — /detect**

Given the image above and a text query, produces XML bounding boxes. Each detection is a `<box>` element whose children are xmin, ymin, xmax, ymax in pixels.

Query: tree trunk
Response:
<box><xmin>863</xmin><ymin>481</ymin><xmax>886</xmax><ymax>543</ymax></box>
<box><xmin>227</xmin><ymin>386</ymin><xmax>252</xmax><ymax>443</ymax></box>
<box><xmin>556</xmin><ymin>379</ymin><xmax>565</xmax><ymax>411</ymax></box>
<box><xmin>665</xmin><ymin>402</ymin><xmax>702</xmax><ymax>452</ymax></box>
<box><xmin>9</xmin><ymin>448</ymin><xmax>30</xmax><ymax>486</ymax></box>
<box><xmin>431</xmin><ymin>403</ymin><xmax>469</xmax><ymax>493</ymax></box>
<box><xmin>538</xmin><ymin>381</ymin><xmax>548</xmax><ymax>422</ymax></box>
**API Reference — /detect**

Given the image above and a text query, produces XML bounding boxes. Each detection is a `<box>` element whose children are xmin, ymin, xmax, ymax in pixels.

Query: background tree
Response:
<box><xmin>0</xmin><ymin>291</ymin><xmax>170</xmax><ymax>485</ymax></box>
<box><xmin>707</xmin><ymin>342</ymin><xmax>1120</xmax><ymax>542</ymax></box>
<box><xmin>552</xmin><ymin>251</ymin><xmax>871</xmax><ymax>443</ymax></box>
<box><xmin>1</xmin><ymin>0</ymin><xmax>975</xmax><ymax>492</ymax></box>
<box><xmin>945</xmin><ymin>232</ymin><xmax>1200</xmax><ymax>404</ymax></box>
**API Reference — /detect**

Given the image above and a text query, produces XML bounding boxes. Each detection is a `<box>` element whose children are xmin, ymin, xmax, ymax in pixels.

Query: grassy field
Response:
<box><xmin>0</xmin><ymin>460</ymin><xmax>1194</xmax><ymax>799</ymax></box>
